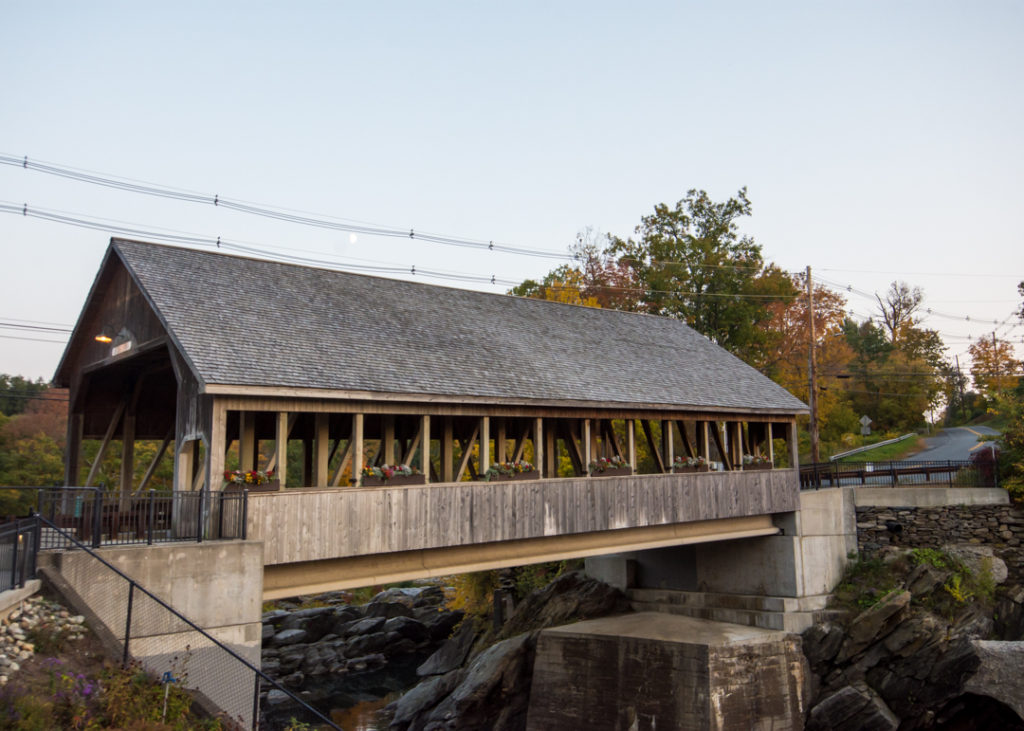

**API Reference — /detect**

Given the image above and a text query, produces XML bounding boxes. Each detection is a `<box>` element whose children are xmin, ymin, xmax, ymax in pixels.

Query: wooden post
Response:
<box><xmin>534</xmin><ymin>418</ymin><xmax>544</xmax><ymax>477</ymax></box>
<box><xmin>480</xmin><ymin>417</ymin><xmax>490</xmax><ymax>475</ymax></box>
<box><xmin>733</xmin><ymin>422</ymin><xmax>744</xmax><ymax>465</ymax></box>
<box><xmin>767</xmin><ymin>422</ymin><xmax>775</xmax><ymax>464</ymax></box>
<box><xmin>383</xmin><ymin>415</ymin><xmax>395</xmax><ymax>465</ymax></box>
<box><xmin>276</xmin><ymin>412</ymin><xmax>289</xmax><ymax>487</ymax></box>
<box><xmin>239</xmin><ymin>411</ymin><xmax>256</xmax><ymax>473</ymax></box>
<box><xmin>442</xmin><ymin>417</ymin><xmax>454</xmax><ymax>482</ymax></box>
<box><xmin>315</xmin><ymin>413</ymin><xmax>329</xmax><ymax>487</ymax></box>
<box><xmin>698</xmin><ymin>421</ymin><xmax>710</xmax><ymax>459</ymax></box>
<box><xmin>65</xmin><ymin>412</ymin><xmax>83</xmax><ymax>486</ymax></box>
<box><xmin>583</xmin><ymin>419</ymin><xmax>592</xmax><ymax>472</ymax></box>
<box><xmin>119</xmin><ymin>409</ymin><xmax>135</xmax><ymax>508</ymax></box>
<box><xmin>85</xmin><ymin>400</ymin><xmax>126</xmax><ymax>487</ymax></box>
<box><xmin>352</xmin><ymin>413</ymin><xmax>364</xmax><ymax>487</ymax></box>
<box><xmin>627</xmin><ymin>419</ymin><xmax>636</xmax><ymax>474</ymax></box>
<box><xmin>422</xmin><ymin>415</ymin><xmax>431</xmax><ymax>483</ymax></box>
<box><xmin>545</xmin><ymin>420</ymin><xmax>557</xmax><ymax>478</ymax></box>
<box><xmin>301</xmin><ymin>438</ymin><xmax>313</xmax><ymax>487</ymax></box>
<box><xmin>208</xmin><ymin>401</ymin><xmax>227</xmax><ymax>492</ymax></box>
<box><xmin>789</xmin><ymin>420</ymin><xmax>799</xmax><ymax>468</ymax></box>
<box><xmin>662</xmin><ymin>420</ymin><xmax>674</xmax><ymax>469</ymax></box>
<box><xmin>676</xmin><ymin>420</ymin><xmax>695</xmax><ymax>458</ymax></box>
<box><xmin>496</xmin><ymin>419</ymin><xmax>507</xmax><ymax>463</ymax></box>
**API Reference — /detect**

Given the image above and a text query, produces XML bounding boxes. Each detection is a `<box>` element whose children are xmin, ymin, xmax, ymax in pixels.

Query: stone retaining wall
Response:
<box><xmin>857</xmin><ymin>504</ymin><xmax>1024</xmax><ymax>579</ymax></box>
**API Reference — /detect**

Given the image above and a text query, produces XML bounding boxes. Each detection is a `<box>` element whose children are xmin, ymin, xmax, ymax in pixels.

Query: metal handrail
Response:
<box><xmin>33</xmin><ymin>514</ymin><xmax>340</xmax><ymax>730</ymax></box>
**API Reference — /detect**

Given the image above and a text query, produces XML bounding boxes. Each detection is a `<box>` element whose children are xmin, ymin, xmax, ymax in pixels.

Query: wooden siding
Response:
<box><xmin>248</xmin><ymin>469</ymin><xmax>799</xmax><ymax>566</ymax></box>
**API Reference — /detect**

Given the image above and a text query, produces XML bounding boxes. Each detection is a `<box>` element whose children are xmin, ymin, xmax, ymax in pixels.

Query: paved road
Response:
<box><xmin>911</xmin><ymin>426</ymin><xmax>1000</xmax><ymax>462</ymax></box>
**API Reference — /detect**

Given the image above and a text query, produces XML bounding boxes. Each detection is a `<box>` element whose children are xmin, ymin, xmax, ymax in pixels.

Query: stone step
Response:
<box><xmin>627</xmin><ymin>589</ymin><xmax>831</xmax><ymax>633</ymax></box>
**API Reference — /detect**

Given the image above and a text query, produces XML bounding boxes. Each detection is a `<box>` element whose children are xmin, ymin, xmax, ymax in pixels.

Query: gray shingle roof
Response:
<box><xmin>112</xmin><ymin>239</ymin><xmax>807</xmax><ymax>413</ymax></box>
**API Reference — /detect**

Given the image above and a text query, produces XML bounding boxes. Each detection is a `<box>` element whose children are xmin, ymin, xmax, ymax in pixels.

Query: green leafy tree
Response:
<box><xmin>603</xmin><ymin>188</ymin><xmax>797</xmax><ymax>360</ymax></box>
<box><xmin>0</xmin><ymin>374</ymin><xmax>49</xmax><ymax>416</ymax></box>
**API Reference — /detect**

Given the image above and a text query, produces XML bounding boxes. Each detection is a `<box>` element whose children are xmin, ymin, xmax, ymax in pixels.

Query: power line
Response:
<box><xmin>0</xmin><ymin>333</ymin><xmax>68</xmax><ymax>344</ymax></box>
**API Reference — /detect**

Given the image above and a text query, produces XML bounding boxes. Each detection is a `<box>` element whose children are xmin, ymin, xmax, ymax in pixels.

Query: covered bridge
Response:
<box><xmin>55</xmin><ymin>239</ymin><xmax>808</xmax><ymax>595</ymax></box>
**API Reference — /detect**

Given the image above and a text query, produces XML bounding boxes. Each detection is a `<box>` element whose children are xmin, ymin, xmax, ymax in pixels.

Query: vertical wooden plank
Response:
<box><xmin>383</xmin><ymin>415</ymin><xmax>395</xmax><ymax>465</ymax></box>
<box><xmin>352</xmin><ymin>413</ymin><xmax>364</xmax><ymax>487</ymax></box>
<box><xmin>480</xmin><ymin>417</ymin><xmax>490</xmax><ymax>474</ymax></box>
<box><xmin>176</xmin><ymin>440</ymin><xmax>194</xmax><ymax>492</ymax></box>
<box><xmin>789</xmin><ymin>420</ymin><xmax>799</xmax><ymax>468</ymax></box>
<box><xmin>65</xmin><ymin>412</ymin><xmax>83</xmax><ymax>486</ymax></box>
<box><xmin>315</xmin><ymin>413</ymin><xmax>329</xmax><ymax>486</ymax></box>
<box><xmin>496</xmin><ymin>419</ymin><xmax>506</xmax><ymax>463</ymax></box>
<box><xmin>583</xmin><ymin>419</ymin><xmax>592</xmax><ymax>472</ymax></box>
<box><xmin>534</xmin><ymin>418</ymin><xmax>544</xmax><ymax>477</ymax></box>
<box><xmin>239</xmin><ymin>411</ymin><xmax>256</xmax><ymax>472</ymax></box>
<box><xmin>662</xmin><ymin>420</ymin><xmax>674</xmax><ymax>468</ymax></box>
<box><xmin>676</xmin><ymin>420</ymin><xmax>695</xmax><ymax>459</ymax></box>
<box><xmin>422</xmin><ymin>415</ymin><xmax>431</xmax><ymax>483</ymax></box>
<box><xmin>545</xmin><ymin>420</ymin><xmax>557</xmax><ymax>477</ymax></box>
<box><xmin>627</xmin><ymin>419</ymin><xmax>636</xmax><ymax>474</ymax></box>
<box><xmin>767</xmin><ymin>422</ymin><xmax>775</xmax><ymax>464</ymax></box>
<box><xmin>442</xmin><ymin>417</ymin><xmax>454</xmax><ymax>482</ymax></box>
<box><xmin>699</xmin><ymin>421</ymin><xmax>710</xmax><ymax>459</ymax></box>
<box><xmin>276</xmin><ymin>411</ymin><xmax>289</xmax><ymax>487</ymax></box>
<box><xmin>208</xmin><ymin>400</ymin><xmax>227</xmax><ymax>492</ymax></box>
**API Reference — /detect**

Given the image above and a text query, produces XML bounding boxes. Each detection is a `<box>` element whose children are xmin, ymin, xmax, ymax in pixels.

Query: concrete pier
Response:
<box><xmin>526</xmin><ymin>612</ymin><xmax>809</xmax><ymax>730</ymax></box>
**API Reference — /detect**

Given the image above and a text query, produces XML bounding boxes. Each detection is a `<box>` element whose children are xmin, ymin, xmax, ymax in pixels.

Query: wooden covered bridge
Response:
<box><xmin>55</xmin><ymin>239</ymin><xmax>808</xmax><ymax>597</ymax></box>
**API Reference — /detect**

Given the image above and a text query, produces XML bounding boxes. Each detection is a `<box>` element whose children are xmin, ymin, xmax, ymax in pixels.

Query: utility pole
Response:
<box><xmin>806</xmin><ymin>266</ymin><xmax>820</xmax><ymax>464</ymax></box>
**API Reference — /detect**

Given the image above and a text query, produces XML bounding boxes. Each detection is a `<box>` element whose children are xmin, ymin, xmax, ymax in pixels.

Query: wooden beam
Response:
<box><xmin>512</xmin><ymin>422</ymin><xmax>531</xmax><ymax>462</ymax></box>
<box><xmin>583</xmin><ymin>419</ymin><xmax>592</xmax><ymax>472</ymax></box>
<box><xmin>455</xmin><ymin>423</ymin><xmax>480</xmax><ymax>482</ymax></box>
<box><xmin>767</xmin><ymin>423</ymin><xmax>775</xmax><ymax>464</ymax></box>
<box><xmin>422</xmin><ymin>415</ymin><xmax>431</xmax><ymax>483</ymax></box>
<box><xmin>677</xmin><ymin>420</ymin><xmax>695</xmax><ymax>459</ymax></box>
<box><xmin>661</xmin><ymin>420</ymin><xmax>674</xmax><ymax>468</ymax></box>
<box><xmin>480</xmin><ymin>417</ymin><xmax>490</xmax><ymax>475</ymax></box>
<box><xmin>405</xmin><ymin>420</ymin><xmax>424</xmax><ymax>469</ymax></box>
<box><xmin>65</xmin><ymin>411</ymin><xmax>83</xmax><ymax>487</ymax></box>
<box><xmin>266</xmin><ymin>413</ymin><xmax>297</xmax><ymax>473</ymax></box>
<box><xmin>560</xmin><ymin>420</ymin><xmax>584</xmax><ymax>476</ymax></box>
<box><xmin>352</xmin><ymin>413</ymin><xmax>364</xmax><ymax>487</ymax></box>
<box><xmin>208</xmin><ymin>400</ymin><xmax>227</xmax><ymax>491</ymax></box>
<box><xmin>176</xmin><ymin>440</ymin><xmax>196</xmax><ymax>493</ymax></box>
<box><xmin>85</xmin><ymin>400</ymin><xmax>126</xmax><ymax>487</ymax></box>
<box><xmin>118</xmin><ymin>406</ymin><xmax>134</xmax><ymax>502</ymax></box>
<box><xmin>640</xmin><ymin>420</ymin><xmax>666</xmax><ymax>474</ymax></box>
<box><xmin>627</xmin><ymin>420</ymin><xmax>635</xmax><ymax>473</ymax></box>
<box><xmin>239</xmin><ymin>411</ymin><xmax>257</xmax><ymax>472</ymax></box>
<box><xmin>442</xmin><ymin>417</ymin><xmax>454</xmax><ymax>482</ymax></box>
<box><xmin>135</xmin><ymin>428</ymin><xmax>173</xmax><ymax>495</ymax></box>
<box><xmin>331</xmin><ymin>440</ymin><xmax>354</xmax><ymax>487</ymax></box>
<box><xmin>603</xmin><ymin>420</ymin><xmax>624</xmax><ymax>460</ymax></box>
<box><xmin>534</xmin><ymin>418</ymin><xmax>544</xmax><ymax>476</ymax></box>
<box><xmin>712</xmin><ymin>422</ymin><xmax>732</xmax><ymax>471</ymax></box>
<box><xmin>545</xmin><ymin>419</ymin><xmax>556</xmax><ymax>477</ymax></box>
<box><xmin>496</xmin><ymin>419</ymin><xmax>507</xmax><ymax>463</ymax></box>
<box><xmin>315</xmin><ymin>413</ymin><xmax>330</xmax><ymax>487</ymax></box>
<box><xmin>789</xmin><ymin>420</ymin><xmax>799</xmax><ymax>468</ymax></box>
<box><xmin>698</xmin><ymin>421</ymin><xmax>710</xmax><ymax>459</ymax></box>
<box><xmin>383</xmin><ymin>415</ymin><xmax>395</xmax><ymax>465</ymax></box>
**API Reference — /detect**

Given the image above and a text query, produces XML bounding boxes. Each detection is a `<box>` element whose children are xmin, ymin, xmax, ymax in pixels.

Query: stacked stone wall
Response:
<box><xmin>856</xmin><ymin>503</ymin><xmax>1024</xmax><ymax>580</ymax></box>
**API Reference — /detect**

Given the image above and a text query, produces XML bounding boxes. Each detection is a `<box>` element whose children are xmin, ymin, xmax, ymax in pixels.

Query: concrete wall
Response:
<box><xmin>527</xmin><ymin>613</ymin><xmax>808</xmax><ymax>730</ymax></box>
<box><xmin>589</xmin><ymin>488</ymin><xmax>857</xmax><ymax>601</ymax></box>
<box><xmin>39</xmin><ymin>541</ymin><xmax>263</xmax><ymax>726</ymax></box>
<box><xmin>854</xmin><ymin>486</ymin><xmax>1008</xmax><ymax>508</ymax></box>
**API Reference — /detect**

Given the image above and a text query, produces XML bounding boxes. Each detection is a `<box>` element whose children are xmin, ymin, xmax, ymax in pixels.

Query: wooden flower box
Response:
<box><xmin>672</xmin><ymin>465</ymin><xmax>710</xmax><ymax>473</ymax></box>
<box><xmin>362</xmin><ymin>474</ymin><xmax>426</xmax><ymax>487</ymax></box>
<box><xmin>487</xmin><ymin>470</ymin><xmax>541</xmax><ymax>482</ymax></box>
<box><xmin>224</xmin><ymin>479</ymin><xmax>281</xmax><ymax>493</ymax></box>
<box><xmin>590</xmin><ymin>467</ymin><xmax>632</xmax><ymax>478</ymax></box>
<box><xmin>742</xmin><ymin>463</ymin><xmax>772</xmax><ymax>471</ymax></box>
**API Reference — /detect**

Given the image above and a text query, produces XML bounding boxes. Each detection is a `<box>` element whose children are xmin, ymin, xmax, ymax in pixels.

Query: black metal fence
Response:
<box><xmin>800</xmin><ymin>460</ymin><xmax>998</xmax><ymax>490</ymax></box>
<box><xmin>0</xmin><ymin>517</ymin><xmax>40</xmax><ymax>591</ymax></box>
<box><xmin>34</xmin><ymin>487</ymin><xmax>247</xmax><ymax>549</ymax></box>
<box><xmin>27</xmin><ymin>515</ymin><xmax>339</xmax><ymax>730</ymax></box>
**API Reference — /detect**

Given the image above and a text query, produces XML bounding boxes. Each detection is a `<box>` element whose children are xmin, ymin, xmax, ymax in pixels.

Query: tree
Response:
<box><xmin>969</xmin><ymin>335</ymin><xmax>1023</xmax><ymax>404</ymax></box>
<box><xmin>875</xmin><ymin>281</ymin><xmax>923</xmax><ymax>343</ymax></box>
<box><xmin>0</xmin><ymin>374</ymin><xmax>49</xmax><ymax>416</ymax></box>
<box><xmin>606</xmin><ymin>188</ymin><xmax>797</xmax><ymax>358</ymax></box>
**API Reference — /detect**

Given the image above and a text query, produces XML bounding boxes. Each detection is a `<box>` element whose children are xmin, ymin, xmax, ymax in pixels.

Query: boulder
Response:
<box><xmin>344</xmin><ymin>616</ymin><xmax>387</xmax><ymax>637</ymax></box>
<box><xmin>417</xmin><ymin>607</ymin><xmax>465</xmax><ymax>641</ymax></box>
<box><xmin>944</xmin><ymin>544</ymin><xmax>1009</xmax><ymax>585</ymax></box>
<box><xmin>366</xmin><ymin>601</ymin><xmax>415</xmax><ymax>619</ymax></box>
<box><xmin>424</xmin><ymin>632</ymin><xmax>537</xmax><ymax>731</ymax></box>
<box><xmin>418</xmin><ymin>618</ymin><xmax>477</xmax><ymax>677</ymax></box>
<box><xmin>803</xmin><ymin>623</ymin><xmax>845</xmax><ymax>670</ymax></box>
<box><xmin>272</xmin><ymin>628</ymin><xmax>308</xmax><ymax>646</ymax></box>
<box><xmin>906</xmin><ymin>563</ymin><xmax>947</xmax><ymax>597</ymax></box>
<box><xmin>384</xmin><ymin>615</ymin><xmax>430</xmax><ymax>643</ymax></box>
<box><xmin>387</xmin><ymin>670</ymin><xmax>461</xmax><ymax>728</ymax></box>
<box><xmin>807</xmin><ymin>683</ymin><xmax>899</xmax><ymax>731</ymax></box>
<box><xmin>962</xmin><ymin>641</ymin><xmax>1024</xmax><ymax>719</ymax></box>
<box><xmin>499</xmin><ymin>572</ymin><xmax>629</xmax><ymax>639</ymax></box>
<box><xmin>837</xmin><ymin>591</ymin><xmax>911</xmax><ymax>662</ymax></box>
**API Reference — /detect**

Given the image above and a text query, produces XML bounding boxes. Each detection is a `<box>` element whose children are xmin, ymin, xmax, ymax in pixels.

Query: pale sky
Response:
<box><xmin>2</xmin><ymin>1</ymin><xmax>1022</xmax><ymax>382</ymax></box>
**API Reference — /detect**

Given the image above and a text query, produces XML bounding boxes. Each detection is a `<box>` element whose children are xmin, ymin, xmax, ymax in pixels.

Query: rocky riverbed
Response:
<box><xmin>0</xmin><ymin>596</ymin><xmax>87</xmax><ymax>685</ymax></box>
<box><xmin>259</xmin><ymin>585</ymin><xmax>464</xmax><ymax>726</ymax></box>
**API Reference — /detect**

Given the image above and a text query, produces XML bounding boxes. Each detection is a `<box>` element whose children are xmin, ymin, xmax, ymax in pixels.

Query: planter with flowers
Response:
<box><xmin>361</xmin><ymin>464</ymin><xmax>425</xmax><ymax>486</ymax></box>
<box><xmin>483</xmin><ymin>460</ymin><xmax>539</xmax><ymax>482</ymax></box>
<box><xmin>223</xmin><ymin>469</ymin><xmax>280</xmax><ymax>492</ymax></box>
<box><xmin>672</xmin><ymin>455</ymin><xmax>710</xmax><ymax>473</ymax></box>
<box><xmin>589</xmin><ymin>455</ymin><xmax>632</xmax><ymax>477</ymax></box>
<box><xmin>742</xmin><ymin>454</ymin><xmax>772</xmax><ymax>471</ymax></box>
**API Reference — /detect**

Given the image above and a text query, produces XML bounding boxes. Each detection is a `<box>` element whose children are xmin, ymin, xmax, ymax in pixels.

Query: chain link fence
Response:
<box><xmin>36</xmin><ymin>516</ymin><xmax>339</xmax><ymax>730</ymax></box>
